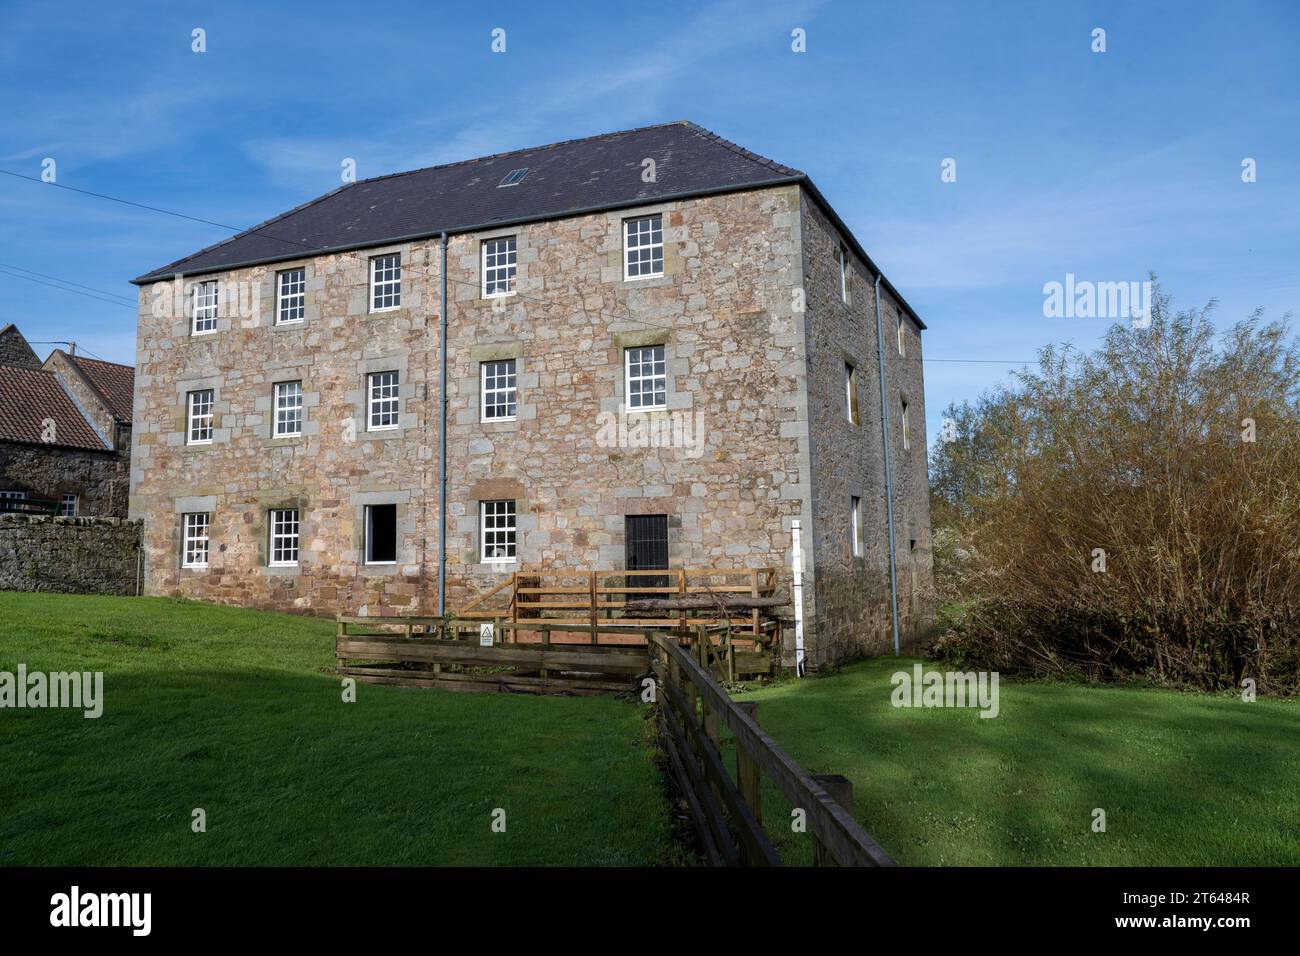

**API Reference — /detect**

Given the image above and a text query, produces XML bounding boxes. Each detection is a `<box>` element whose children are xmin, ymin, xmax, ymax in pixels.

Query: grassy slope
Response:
<box><xmin>736</xmin><ymin>658</ymin><xmax>1300</xmax><ymax>866</ymax></box>
<box><xmin>0</xmin><ymin>593</ymin><xmax>677</xmax><ymax>866</ymax></box>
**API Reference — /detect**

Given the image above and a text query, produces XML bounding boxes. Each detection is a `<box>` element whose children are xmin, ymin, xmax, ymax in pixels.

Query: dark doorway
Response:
<box><xmin>625</xmin><ymin>514</ymin><xmax>669</xmax><ymax>591</ymax></box>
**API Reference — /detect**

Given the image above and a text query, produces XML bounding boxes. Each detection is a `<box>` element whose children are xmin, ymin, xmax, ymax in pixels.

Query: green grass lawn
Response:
<box><xmin>0</xmin><ymin>592</ymin><xmax>679</xmax><ymax>866</ymax></box>
<box><xmin>733</xmin><ymin>659</ymin><xmax>1300</xmax><ymax>866</ymax></box>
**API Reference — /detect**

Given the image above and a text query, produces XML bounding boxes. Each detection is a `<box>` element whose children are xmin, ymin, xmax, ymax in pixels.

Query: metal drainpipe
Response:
<box><xmin>437</xmin><ymin>233</ymin><xmax>449</xmax><ymax>616</ymax></box>
<box><xmin>874</xmin><ymin>273</ymin><xmax>901</xmax><ymax>656</ymax></box>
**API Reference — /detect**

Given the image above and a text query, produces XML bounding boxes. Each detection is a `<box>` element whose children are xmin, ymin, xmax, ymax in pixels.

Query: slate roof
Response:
<box><xmin>0</xmin><ymin>363</ymin><xmax>109</xmax><ymax>451</ymax></box>
<box><xmin>131</xmin><ymin>120</ymin><xmax>924</xmax><ymax>328</ymax></box>
<box><xmin>66</xmin><ymin>354</ymin><xmax>134</xmax><ymax>424</ymax></box>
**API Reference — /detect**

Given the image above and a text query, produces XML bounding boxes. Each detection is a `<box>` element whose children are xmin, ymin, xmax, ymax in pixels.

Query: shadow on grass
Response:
<box><xmin>0</xmin><ymin>668</ymin><xmax>677</xmax><ymax>867</ymax></box>
<box><xmin>736</xmin><ymin>660</ymin><xmax>1300</xmax><ymax>866</ymax></box>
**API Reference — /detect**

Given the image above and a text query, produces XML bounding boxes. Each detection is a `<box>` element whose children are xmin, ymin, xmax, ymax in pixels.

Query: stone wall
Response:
<box><xmin>0</xmin><ymin>513</ymin><xmax>142</xmax><ymax>594</ymax></box>
<box><xmin>129</xmin><ymin>182</ymin><xmax>934</xmax><ymax>664</ymax></box>
<box><xmin>0</xmin><ymin>442</ymin><xmax>129</xmax><ymax>517</ymax></box>
<box><xmin>131</xmin><ymin>187</ymin><xmax>814</xmax><ymax>623</ymax></box>
<box><xmin>0</xmin><ymin>325</ymin><xmax>40</xmax><ymax>368</ymax></box>
<box><xmin>799</xmin><ymin>200</ymin><xmax>935</xmax><ymax>664</ymax></box>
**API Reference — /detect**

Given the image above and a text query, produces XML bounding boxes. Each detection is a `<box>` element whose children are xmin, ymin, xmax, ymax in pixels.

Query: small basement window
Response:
<box><xmin>365</xmin><ymin>504</ymin><xmax>397</xmax><ymax>564</ymax></box>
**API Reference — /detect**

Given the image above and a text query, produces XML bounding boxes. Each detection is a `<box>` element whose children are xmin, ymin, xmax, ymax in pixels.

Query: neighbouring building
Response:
<box><xmin>128</xmin><ymin>121</ymin><xmax>934</xmax><ymax>665</ymax></box>
<box><xmin>0</xmin><ymin>323</ymin><xmax>133</xmax><ymax>517</ymax></box>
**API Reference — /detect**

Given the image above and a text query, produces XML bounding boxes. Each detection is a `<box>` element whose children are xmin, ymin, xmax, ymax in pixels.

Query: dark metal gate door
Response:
<box><xmin>625</xmin><ymin>514</ymin><xmax>669</xmax><ymax>590</ymax></box>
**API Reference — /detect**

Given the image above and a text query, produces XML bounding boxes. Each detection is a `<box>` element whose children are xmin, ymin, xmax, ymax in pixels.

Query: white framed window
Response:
<box><xmin>1</xmin><ymin>490</ymin><xmax>28</xmax><ymax>511</ymax></box>
<box><xmin>625</xmin><ymin>345</ymin><xmax>667</xmax><ymax>411</ymax></box>
<box><xmin>364</xmin><ymin>504</ymin><xmax>398</xmax><ymax>565</ymax></box>
<box><xmin>901</xmin><ymin>398</ymin><xmax>911</xmax><ymax>450</ymax></box>
<box><xmin>851</xmin><ymin>496</ymin><xmax>862</xmax><ymax>557</ymax></box>
<box><xmin>897</xmin><ymin>314</ymin><xmax>906</xmax><ymax>357</ymax></box>
<box><xmin>838</xmin><ymin>245</ymin><xmax>850</xmax><ymax>304</ymax></box>
<box><xmin>192</xmin><ymin>280</ymin><xmax>219</xmax><ymax>334</ymax></box>
<box><xmin>367</xmin><ymin>370</ymin><xmax>400</xmax><ymax>431</ymax></box>
<box><xmin>624</xmin><ymin>215</ymin><xmax>664</xmax><ymax>280</ymax></box>
<box><xmin>481</xmin><ymin>359</ymin><xmax>517</xmax><ymax>421</ymax></box>
<box><xmin>183</xmin><ymin>512</ymin><xmax>210</xmax><ymax>568</ymax></box>
<box><xmin>480</xmin><ymin>500</ymin><xmax>517</xmax><ymax>563</ymax></box>
<box><xmin>845</xmin><ymin>362</ymin><xmax>859</xmax><ymax>425</ymax></box>
<box><xmin>187</xmin><ymin>389</ymin><xmax>214</xmax><ymax>444</ymax></box>
<box><xmin>59</xmin><ymin>494</ymin><xmax>78</xmax><ymax>516</ymax></box>
<box><xmin>273</xmin><ymin>381</ymin><xmax>303</xmax><ymax>437</ymax></box>
<box><xmin>370</xmin><ymin>253</ymin><xmax>401</xmax><ymax>312</ymax></box>
<box><xmin>482</xmin><ymin>237</ymin><xmax>517</xmax><ymax>297</ymax></box>
<box><xmin>277</xmin><ymin>268</ymin><xmax>306</xmax><ymax>324</ymax></box>
<box><xmin>269</xmin><ymin>508</ymin><xmax>300</xmax><ymax>566</ymax></box>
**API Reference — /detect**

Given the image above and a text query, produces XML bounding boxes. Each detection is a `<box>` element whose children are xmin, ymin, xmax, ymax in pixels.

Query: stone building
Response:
<box><xmin>129</xmin><ymin>122</ymin><xmax>934</xmax><ymax>665</ymax></box>
<box><xmin>0</xmin><ymin>324</ymin><xmax>132</xmax><ymax>517</ymax></box>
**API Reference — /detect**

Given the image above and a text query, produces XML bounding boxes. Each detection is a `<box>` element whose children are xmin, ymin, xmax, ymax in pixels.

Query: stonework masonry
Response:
<box><xmin>0</xmin><ymin>442</ymin><xmax>128</xmax><ymax>517</ymax></box>
<box><xmin>130</xmin><ymin>183</ymin><xmax>933</xmax><ymax>667</ymax></box>
<box><xmin>0</xmin><ymin>513</ymin><xmax>142</xmax><ymax>595</ymax></box>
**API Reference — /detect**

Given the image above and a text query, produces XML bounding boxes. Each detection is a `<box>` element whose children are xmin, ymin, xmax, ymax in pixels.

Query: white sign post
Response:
<box><xmin>479</xmin><ymin>622</ymin><xmax>495</xmax><ymax>647</ymax></box>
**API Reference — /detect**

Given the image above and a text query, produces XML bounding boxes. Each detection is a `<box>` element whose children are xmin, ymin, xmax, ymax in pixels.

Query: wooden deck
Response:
<box><xmin>456</xmin><ymin>567</ymin><xmax>783</xmax><ymax>666</ymax></box>
<box><xmin>335</xmin><ymin>567</ymin><xmax>788</xmax><ymax>693</ymax></box>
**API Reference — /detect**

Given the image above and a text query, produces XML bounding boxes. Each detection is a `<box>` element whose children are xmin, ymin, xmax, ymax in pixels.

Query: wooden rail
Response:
<box><xmin>648</xmin><ymin>629</ymin><xmax>895</xmax><ymax>867</ymax></box>
<box><xmin>454</xmin><ymin>568</ymin><xmax>782</xmax><ymax>676</ymax></box>
<box><xmin>336</xmin><ymin>617</ymin><xmax>654</xmax><ymax>695</ymax></box>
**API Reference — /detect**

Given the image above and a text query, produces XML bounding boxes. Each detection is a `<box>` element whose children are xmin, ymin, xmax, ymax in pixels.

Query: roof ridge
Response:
<box><xmin>69</xmin><ymin>353</ymin><xmax>133</xmax><ymax>371</ymax></box>
<box><xmin>347</xmin><ymin>120</ymin><xmax>699</xmax><ymax>188</ymax></box>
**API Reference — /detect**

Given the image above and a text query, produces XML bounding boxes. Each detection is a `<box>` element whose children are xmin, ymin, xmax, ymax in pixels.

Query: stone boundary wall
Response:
<box><xmin>0</xmin><ymin>513</ymin><xmax>142</xmax><ymax>595</ymax></box>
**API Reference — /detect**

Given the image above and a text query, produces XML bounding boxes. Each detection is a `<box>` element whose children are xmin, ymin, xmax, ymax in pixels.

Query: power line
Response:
<box><xmin>0</xmin><ymin>260</ymin><xmax>136</xmax><ymax>305</ymax></box>
<box><xmin>0</xmin><ymin>266</ymin><xmax>136</xmax><ymax>310</ymax></box>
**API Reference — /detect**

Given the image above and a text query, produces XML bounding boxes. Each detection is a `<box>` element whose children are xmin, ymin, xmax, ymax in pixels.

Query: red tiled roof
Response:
<box><xmin>68</xmin><ymin>354</ymin><xmax>134</xmax><ymax>424</ymax></box>
<box><xmin>0</xmin><ymin>364</ymin><xmax>109</xmax><ymax>451</ymax></box>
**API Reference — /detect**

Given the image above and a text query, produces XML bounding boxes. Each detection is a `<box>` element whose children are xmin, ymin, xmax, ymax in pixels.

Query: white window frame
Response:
<box><xmin>482</xmin><ymin>237</ymin><xmax>517</xmax><ymax>298</ymax></box>
<box><xmin>274</xmin><ymin>381</ymin><xmax>304</xmax><ymax>437</ymax></box>
<box><xmin>187</xmin><ymin>389</ymin><xmax>214</xmax><ymax>445</ymax></box>
<box><xmin>838</xmin><ymin>245</ymin><xmax>850</xmax><ymax>304</ymax></box>
<box><xmin>897</xmin><ymin>314</ymin><xmax>906</xmax><ymax>357</ymax></box>
<box><xmin>625</xmin><ymin>345</ymin><xmax>667</xmax><ymax>411</ymax></box>
<box><xmin>367</xmin><ymin>371</ymin><xmax>400</xmax><ymax>431</ymax></box>
<box><xmin>59</xmin><ymin>494</ymin><xmax>78</xmax><ymax>516</ymax></box>
<box><xmin>192</xmin><ymin>280</ymin><xmax>219</xmax><ymax>334</ymax></box>
<box><xmin>480</xmin><ymin>499</ymin><xmax>517</xmax><ymax>563</ymax></box>
<box><xmin>364</xmin><ymin>504</ymin><xmax>398</xmax><ymax>566</ymax></box>
<box><xmin>480</xmin><ymin>359</ymin><xmax>517</xmax><ymax>422</ymax></box>
<box><xmin>623</xmin><ymin>214</ymin><xmax>664</xmax><ymax>280</ymax></box>
<box><xmin>183</xmin><ymin>512</ymin><xmax>210</xmax><ymax>569</ymax></box>
<box><xmin>1</xmin><ymin>490</ymin><xmax>28</xmax><ymax>510</ymax></box>
<box><xmin>269</xmin><ymin>508</ymin><xmax>300</xmax><ymax>567</ymax></box>
<box><xmin>277</xmin><ymin>268</ymin><xmax>306</xmax><ymax>325</ymax></box>
<box><xmin>369</xmin><ymin>253</ymin><xmax>402</xmax><ymax>312</ymax></box>
<box><xmin>851</xmin><ymin>496</ymin><xmax>862</xmax><ymax>557</ymax></box>
<box><xmin>901</xmin><ymin>399</ymin><xmax>911</xmax><ymax>450</ymax></box>
<box><xmin>845</xmin><ymin>362</ymin><xmax>859</xmax><ymax>424</ymax></box>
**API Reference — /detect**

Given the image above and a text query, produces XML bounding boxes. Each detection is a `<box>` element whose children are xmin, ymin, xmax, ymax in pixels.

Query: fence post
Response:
<box><xmin>810</xmin><ymin>774</ymin><xmax>855</xmax><ymax>867</ymax></box>
<box><xmin>736</xmin><ymin>701</ymin><xmax>762</xmax><ymax>827</ymax></box>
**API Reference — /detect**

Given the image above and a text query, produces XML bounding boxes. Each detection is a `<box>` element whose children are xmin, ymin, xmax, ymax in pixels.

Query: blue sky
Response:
<box><xmin>1</xmin><ymin>0</ymin><xmax>1296</xmax><ymax>444</ymax></box>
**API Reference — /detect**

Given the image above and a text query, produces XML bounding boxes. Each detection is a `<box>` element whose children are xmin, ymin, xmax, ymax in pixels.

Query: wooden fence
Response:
<box><xmin>648</xmin><ymin>630</ymin><xmax>895</xmax><ymax>867</ymax></box>
<box><xmin>336</xmin><ymin>617</ymin><xmax>653</xmax><ymax>695</ymax></box>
